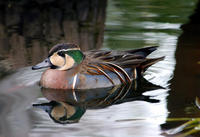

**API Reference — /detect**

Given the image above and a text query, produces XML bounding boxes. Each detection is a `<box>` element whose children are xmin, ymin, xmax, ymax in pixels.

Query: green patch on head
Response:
<box><xmin>66</xmin><ymin>50</ymin><xmax>84</xmax><ymax>64</ymax></box>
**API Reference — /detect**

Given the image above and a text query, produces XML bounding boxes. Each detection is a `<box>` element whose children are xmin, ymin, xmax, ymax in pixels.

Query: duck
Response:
<box><xmin>32</xmin><ymin>43</ymin><xmax>164</xmax><ymax>89</ymax></box>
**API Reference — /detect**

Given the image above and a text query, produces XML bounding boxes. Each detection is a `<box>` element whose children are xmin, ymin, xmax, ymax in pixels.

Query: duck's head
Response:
<box><xmin>32</xmin><ymin>43</ymin><xmax>84</xmax><ymax>71</ymax></box>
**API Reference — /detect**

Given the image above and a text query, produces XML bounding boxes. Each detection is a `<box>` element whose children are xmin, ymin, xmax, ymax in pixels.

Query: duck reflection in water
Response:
<box><xmin>33</xmin><ymin>101</ymin><xmax>86</xmax><ymax>124</ymax></box>
<box><xmin>33</xmin><ymin>77</ymin><xmax>163</xmax><ymax>124</ymax></box>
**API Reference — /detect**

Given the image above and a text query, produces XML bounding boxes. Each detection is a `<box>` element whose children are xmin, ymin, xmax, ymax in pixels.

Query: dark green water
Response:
<box><xmin>105</xmin><ymin>0</ymin><xmax>195</xmax><ymax>49</ymax></box>
<box><xmin>0</xmin><ymin>0</ymin><xmax>200</xmax><ymax>137</ymax></box>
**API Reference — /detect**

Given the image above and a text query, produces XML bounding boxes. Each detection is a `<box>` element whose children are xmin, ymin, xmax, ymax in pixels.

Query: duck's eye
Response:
<box><xmin>58</xmin><ymin>51</ymin><xmax>65</xmax><ymax>57</ymax></box>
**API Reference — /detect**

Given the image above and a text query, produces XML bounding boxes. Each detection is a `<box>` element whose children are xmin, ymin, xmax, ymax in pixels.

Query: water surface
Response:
<box><xmin>0</xmin><ymin>0</ymin><xmax>200</xmax><ymax>137</ymax></box>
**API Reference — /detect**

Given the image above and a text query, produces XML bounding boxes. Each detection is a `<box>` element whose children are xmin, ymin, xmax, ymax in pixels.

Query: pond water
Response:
<box><xmin>0</xmin><ymin>0</ymin><xmax>200</xmax><ymax>137</ymax></box>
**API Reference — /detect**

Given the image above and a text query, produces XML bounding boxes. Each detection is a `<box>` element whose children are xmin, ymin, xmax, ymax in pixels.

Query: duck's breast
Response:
<box><xmin>40</xmin><ymin>69</ymin><xmax>73</xmax><ymax>89</ymax></box>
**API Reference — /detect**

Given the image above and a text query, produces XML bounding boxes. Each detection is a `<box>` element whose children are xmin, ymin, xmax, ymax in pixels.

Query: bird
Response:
<box><xmin>32</xmin><ymin>43</ymin><xmax>164</xmax><ymax>89</ymax></box>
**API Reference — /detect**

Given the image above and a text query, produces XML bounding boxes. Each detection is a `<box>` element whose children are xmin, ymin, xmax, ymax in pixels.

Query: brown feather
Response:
<box><xmin>81</xmin><ymin>46</ymin><xmax>164</xmax><ymax>83</ymax></box>
<box><xmin>124</xmin><ymin>46</ymin><xmax>158</xmax><ymax>57</ymax></box>
<box><xmin>86</xmin><ymin>64</ymin><xmax>115</xmax><ymax>85</ymax></box>
<box><xmin>104</xmin><ymin>62</ymin><xmax>131</xmax><ymax>83</ymax></box>
<box><xmin>91</xmin><ymin>51</ymin><xmax>111</xmax><ymax>58</ymax></box>
<box><xmin>99</xmin><ymin>63</ymin><xmax>126</xmax><ymax>83</ymax></box>
<box><xmin>140</xmin><ymin>57</ymin><xmax>165</xmax><ymax>70</ymax></box>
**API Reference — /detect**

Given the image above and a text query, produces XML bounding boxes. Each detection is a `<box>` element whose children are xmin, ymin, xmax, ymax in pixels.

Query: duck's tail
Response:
<box><xmin>125</xmin><ymin>46</ymin><xmax>158</xmax><ymax>57</ymax></box>
<box><xmin>140</xmin><ymin>56</ymin><xmax>165</xmax><ymax>74</ymax></box>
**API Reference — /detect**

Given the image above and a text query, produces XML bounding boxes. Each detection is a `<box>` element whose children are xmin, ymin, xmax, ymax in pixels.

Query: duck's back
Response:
<box><xmin>75</xmin><ymin>46</ymin><xmax>164</xmax><ymax>89</ymax></box>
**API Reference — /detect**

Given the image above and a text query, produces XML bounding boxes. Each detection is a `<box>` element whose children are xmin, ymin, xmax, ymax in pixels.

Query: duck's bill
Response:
<box><xmin>33</xmin><ymin>102</ymin><xmax>53</xmax><ymax>113</ymax></box>
<box><xmin>32</xmin><ymin>58</ymin><xmax>52</xmax><ymax>70</ymax></box>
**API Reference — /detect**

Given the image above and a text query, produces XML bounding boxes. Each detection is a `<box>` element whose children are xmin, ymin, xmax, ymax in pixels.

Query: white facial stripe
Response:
<box><xmin>57</xmin><ymin>48</ymin><xmax>80</xmax><ymax>53</ymax></box>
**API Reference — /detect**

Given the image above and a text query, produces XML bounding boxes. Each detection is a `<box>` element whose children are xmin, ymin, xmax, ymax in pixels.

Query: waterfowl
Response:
<box><xmin>32</xmin><ymin>43</ymin><xmax>164</xmax><ymax>89</ymax></box>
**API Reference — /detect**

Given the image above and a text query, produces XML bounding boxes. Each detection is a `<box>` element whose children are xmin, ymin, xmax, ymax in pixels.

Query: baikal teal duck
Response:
<box><xmin>32</xmin><ymin>43</ymin><xmax>164</xmax><ymax>90</ymax></box>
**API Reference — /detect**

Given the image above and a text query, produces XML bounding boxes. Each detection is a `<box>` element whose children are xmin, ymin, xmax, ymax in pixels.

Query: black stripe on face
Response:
<box><xmin>57</xmin><ymin>51</ymin><xmax>65</xmax><ymax>57</ymax></box>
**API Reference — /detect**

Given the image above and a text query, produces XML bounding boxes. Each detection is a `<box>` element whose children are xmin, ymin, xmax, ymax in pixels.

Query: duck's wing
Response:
<box><xmin>81</xmin><ymin>46</ymin><xmax>164</xmax><ymax>83</ymax></box>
